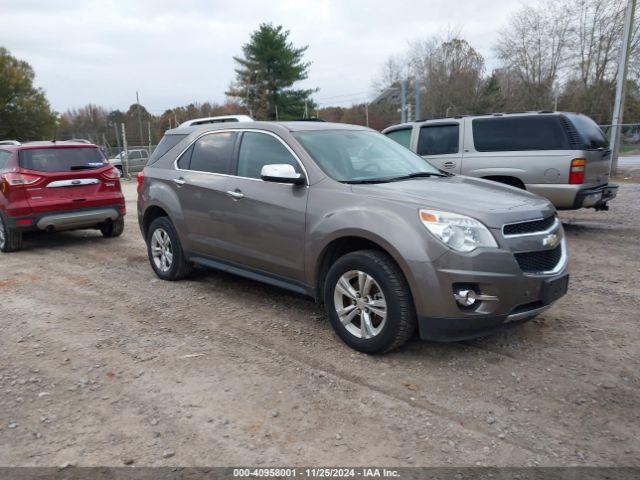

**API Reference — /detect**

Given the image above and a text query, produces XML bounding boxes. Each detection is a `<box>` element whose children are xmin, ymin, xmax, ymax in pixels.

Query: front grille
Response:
<box><xmin>503</xmin><ymin>216</ymin><xmax>556</xmax><ymax>236</ymax></box>
<box><xmin>514</xmin><ymin>244</ymin><xmax>563</xmax><ymax>273</ymax></box>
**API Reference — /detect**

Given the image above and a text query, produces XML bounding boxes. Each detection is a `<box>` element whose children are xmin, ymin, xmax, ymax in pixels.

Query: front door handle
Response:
<box><xmin>173</xmin><ymin>178</ymin><xmax>186</xmax><ymax>186</ymax></box>
<box><xmin>226</xmin><ymin>190</ymin><xmax>245</xmax><ymax>200</ymax></box>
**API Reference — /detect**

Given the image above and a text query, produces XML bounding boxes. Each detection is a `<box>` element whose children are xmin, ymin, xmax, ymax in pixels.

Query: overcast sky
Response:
<box><xmin>0</xmin><ymin>0</ymin><xmax>524</xmax><ymax>114</ymax></box>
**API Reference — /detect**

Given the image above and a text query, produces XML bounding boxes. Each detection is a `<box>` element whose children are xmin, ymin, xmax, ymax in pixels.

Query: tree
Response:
<box><xmin>0</xmin><ymin>47</ymin><xmax>56</xmax><ymax>140</ymax></box>
<box><xmin>227</xmin><ymin>23</ymin><xmax>316</xmax><ymax>120</ymax></box>
<box><xmin>495</xmin><ymin>1</ymin><xmax>571</xmax><ymax>110</ymax></box>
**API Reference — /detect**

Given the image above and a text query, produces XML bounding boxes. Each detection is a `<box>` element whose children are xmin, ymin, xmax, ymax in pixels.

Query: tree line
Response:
<box><xmin>2</xmin><ymin>0</ymin><xmax>639</xmax><ymax>145</ymax></box>
<box><xmin>331</xmin><ymin>0</ymin><xmax>640</xmax><ymax>128</ymax></box>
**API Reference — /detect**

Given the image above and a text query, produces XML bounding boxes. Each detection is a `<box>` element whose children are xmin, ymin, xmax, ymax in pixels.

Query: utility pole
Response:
<box><xmin>136</xmin><ymin>91</ymin><xmax>144</xmax><ymax>147</ymax></box>
<box><xmin>400</xmin><ymin>80</ymin><xmax>407</xmax><ymax>123</ymax></box>
<box><xmin>414</xmin><ymin>78</ymin><xmax>421</xmax><ymax>121</ymax></box>
<box><xmin>304</xmin><ymin>99</ymin><xmax>308</xmax><ymax>119</ymax></box>
<box><xmin>113</xmin><ymin>123</ymin><xmax>121</xmax><ymax>157</ymax></box>
<box><xmin>121</xmin><ymin>123</ymin><xmax>130</xmax><ymax>179</ymax></box>
<box><xmin>365</xmin><ymin>103</ymin><xmax>369</xmax><ymax>128</ymax></box>
<box><xmin>147</xmin><ymin>121</ymin><xmax>152</xmax><ymax>152</ymax></box>
<box><xmin>275</xmin><ymin>105</ymin><xmax>279</xmax><ymax>121</ymax></box>
<box><xmin>610</xmin><ymin>0</ymin><xmax>636</xmax><ymax>176</ymax></box>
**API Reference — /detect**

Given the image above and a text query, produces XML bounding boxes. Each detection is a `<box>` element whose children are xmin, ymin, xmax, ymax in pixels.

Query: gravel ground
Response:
<box><xmin>0</xmin><ymin>180</ymin><xmax>638</xmax><ymax>467</ymax></box>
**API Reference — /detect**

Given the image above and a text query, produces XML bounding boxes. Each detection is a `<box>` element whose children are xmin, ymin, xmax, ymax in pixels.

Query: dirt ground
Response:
<box><xmin>0</xmin><ymin>180</ymin><xmax>638</xmax><ymax>468</ymax></box>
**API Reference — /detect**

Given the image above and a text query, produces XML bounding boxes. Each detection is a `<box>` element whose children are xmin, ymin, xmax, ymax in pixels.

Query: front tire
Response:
<box><xmin>324</xmin><ymin>250</ymin><xmax>416</xmax><ymax>353</ymax></box>
<box><xmin>0</xmin><ymin>214</ymin><xmax>23</xmax><ymax>253</ymax></box>
<box><xmin>146</xmin><ymin>216</ymin><xmax>192</xmax><ymax>281</ymax></box>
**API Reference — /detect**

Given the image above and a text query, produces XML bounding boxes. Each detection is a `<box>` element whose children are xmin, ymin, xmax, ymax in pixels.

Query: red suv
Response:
<box><xmin>0</xmin><ymin>140</ymin><xmax>126</xmax><ymax>252</ymax></box>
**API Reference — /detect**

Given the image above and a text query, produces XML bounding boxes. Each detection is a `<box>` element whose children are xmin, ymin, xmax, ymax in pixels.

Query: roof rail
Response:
<box><xmin>0</xmin><ymin>140</ymin><xmax>21</xmax><ymax>146</ymax></box>
<box><xmin>67</xmin><ymin>138</ymin><xmax>92</xmax><ymax>144</ymax></box>
<box><xmin>179</xmin><ymin>115</ymin><xmax>254</xmax><ymax>128</ymax></box>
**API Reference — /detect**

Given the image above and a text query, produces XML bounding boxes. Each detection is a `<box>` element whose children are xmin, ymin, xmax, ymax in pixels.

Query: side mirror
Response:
<box><xmin>261</xmin><ymin>164</ymin><xmax>305</xmax><ymax>185</ymax></box>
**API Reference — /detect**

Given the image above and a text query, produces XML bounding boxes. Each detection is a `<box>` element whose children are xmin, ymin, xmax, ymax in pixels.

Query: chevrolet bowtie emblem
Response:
<box><xmin>542</xmin><ymin>233</ymin><xmax>559</xmax><ymax>248</ymax></box>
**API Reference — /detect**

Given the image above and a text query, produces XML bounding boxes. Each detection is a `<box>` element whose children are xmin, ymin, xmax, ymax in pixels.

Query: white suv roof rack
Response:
<box><xmin>0</xmin><ymin>140</ymin><xmax>21</xmax><ymax>146</ymax></box>
<box><xmin>178</xmin><ymin>115</ymin><xmax>254</xmax><ymax>128</ymax></box>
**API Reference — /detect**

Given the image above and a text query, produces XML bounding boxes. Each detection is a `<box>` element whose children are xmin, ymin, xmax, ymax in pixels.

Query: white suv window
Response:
<box><xmin>418</xmin><ymin>125</ymin><xmax>459</xmax><ymax>155</ymax></box>
<box><xmin>385</xmin><ymin>128</ymin><xmax>412</xmax><ymax>149</ymax></box>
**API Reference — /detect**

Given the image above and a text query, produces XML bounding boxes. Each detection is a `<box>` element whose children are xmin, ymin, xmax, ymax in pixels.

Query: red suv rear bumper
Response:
<box><xmin>5</xmin><ymin>204</ymin><xmax>125</xmax><ymax>232</ymax></box>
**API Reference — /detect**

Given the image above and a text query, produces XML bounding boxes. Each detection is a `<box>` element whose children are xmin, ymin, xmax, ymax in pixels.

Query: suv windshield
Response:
<box><xmin>19</xmin><ymin>147</ymin><xmax>107</xmax><ymax>172</ymax></box>
<box><xmin>292</xmin><ymin>130</ymin><xmax>440</xmax><ymax>183</ymax></box>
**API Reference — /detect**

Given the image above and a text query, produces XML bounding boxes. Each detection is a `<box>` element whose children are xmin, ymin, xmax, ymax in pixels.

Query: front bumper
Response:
<box><xmin>413</xmin><ymin>226</ymin><xmax>569</xmax><ymax>341</ymax></box>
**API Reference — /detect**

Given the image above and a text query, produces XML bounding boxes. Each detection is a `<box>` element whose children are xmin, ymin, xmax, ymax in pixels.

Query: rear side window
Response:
<box><xmin>129</xmin><ymin>151</ymin><xmax>142</xmax><ymax>160</ymax></box>
<box><xmin>385</xmin><ymin>128</ymin><xmax>412</xmax><ymax>149</ymax></box>
<box><xmin>19</xmin><ymin>147</ymin><xmax>107</xmax><ymax>172</ymax></box>
<box><xmin>187</xmin><ymin>132</ymin><xmax>237</xmax><ymax>174</ymax></box>
<box><xmin>237</xmin><ymin>132</ymin><xmax>300</xmax><ymax>179</ymax></box>
<box><xmin>177</xmin><ymin>145</ymin><xmax>193</xmax><ymax>169</ymax></box>
<box><xmin>148</xmin><ymin>134</ymin><xmax>187</xmax><ymax>165</ymax></box>
<box><xmin>0</xmin><ymin>150</ymin><xmax>11</xmax><ymax>169</ymax></box>
<box><xmin>418</xmin><ymin>125</ymin><xmax>459</xmax><ymax>155</ymax></box>
<box><xmin>472</xmin><ymin>116</ymin><xmax>570</xmax><ymax>152</ymax></box>
<box><xmin>566</xmin><ymin>114</ymin><xmax>608</xmax><ymax>149</ymax></box>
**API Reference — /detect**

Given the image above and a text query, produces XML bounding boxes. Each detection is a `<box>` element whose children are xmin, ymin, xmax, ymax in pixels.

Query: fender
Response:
<box><xmin>306</xmin><ymin>206</ymin><xmax>449</xmax><ymax>312</ymax></box>
<box><xmin>139</xmin><ymin>179</ymin><xmax>191</xmax><ymax>248</ymax></box>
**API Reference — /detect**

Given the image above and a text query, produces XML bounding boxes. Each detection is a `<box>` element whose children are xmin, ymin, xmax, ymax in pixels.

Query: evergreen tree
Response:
<box><xmin>227</xmin><ymin>24</ymin><xmax>316</xmax><ymax>120</ymax></box>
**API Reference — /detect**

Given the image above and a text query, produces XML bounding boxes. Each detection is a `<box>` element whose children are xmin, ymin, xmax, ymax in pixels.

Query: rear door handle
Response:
<box><xmin>226</xmin><ymin>190</ymin><xmax>244</xmax><ymax>199</ymax></box>
<box><xmin>173</xmin><ymin>178</ymin><xmax>186</xmax><ymax>186</ymax></box>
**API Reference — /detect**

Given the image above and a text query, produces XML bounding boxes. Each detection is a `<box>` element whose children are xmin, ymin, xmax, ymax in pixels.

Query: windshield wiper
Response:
<box><xmin>387</xmin><ymin>172</ymin><xmax>448</xmax><ymax>182</ymax></box>
<box><xmin>342</xmin><ymin>177</ymin><xmax>397</xmax><ymax>184</ymax></box>
<box><xmin>70</xmin><ymin>165</ymin><xmax>100</xmax><ymax>170</ymax></box>
<box><xmin>342</xmin><ymin>172</ymin><xmax>449</xmax><ymax>184</ymax></box>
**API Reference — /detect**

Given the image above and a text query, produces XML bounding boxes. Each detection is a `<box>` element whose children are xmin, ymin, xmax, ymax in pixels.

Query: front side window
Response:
<box><xmin>187</xmin><ymin>132</ymin><xmax>237</xmax><ymax>174</ymax></box>
<box><xmin>292</xmin><ymin>130</ymin><xmax>440</xmax><ymax>182</ymax></box>
<box><xmin>418</xmin><ymin>125</ymin><xmax>459</xmax><ymax>155</ymax></box>
<box><xmin>19</xmin><ymin>147</ymin><xmax>107</xmax><ymax>172</ymax></box>
<box><xmin>472</xmin><ymin>116</ymin><xmax>570</xmax><ymax>152</ymax></box>
<box><xmin>237</xmin><ymin>132</ymin><xmax>300</xmax><ymax>179</ymax></box>
<box><xmin>385</xmin><ymin>128</ymin><xmax>412</xmax><ymax>149</ymax></box>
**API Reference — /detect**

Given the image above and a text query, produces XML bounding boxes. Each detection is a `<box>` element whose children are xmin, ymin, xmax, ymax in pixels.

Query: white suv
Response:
<box><xmin>383</xmin><ymin>112</ymin><xmax>618</xmax><ymax>210</ymax></box>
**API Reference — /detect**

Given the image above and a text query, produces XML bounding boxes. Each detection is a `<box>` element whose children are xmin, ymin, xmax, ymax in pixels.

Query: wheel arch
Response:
<box><xmin>481</xmin><ymin>175</ymin><xmax>526</xmax><ymax>190</ymax></box>
<box><xmin>313</xmin><ymin>231</ymin><xmax>415</xmax><ymax>303</ymax></box>
<box><xmin>141</xmin><ymin>204</ymin><xmax>170</xmax><ymax>238</ymax></box>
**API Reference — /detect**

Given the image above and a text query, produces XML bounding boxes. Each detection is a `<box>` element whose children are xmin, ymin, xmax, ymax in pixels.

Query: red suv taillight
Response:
<box><xmin>569</xmin><ymin>158</ymin><xmax>586</xmax><ymax>184</ymax></box>
<box><xmin>102</xmin><ymin>167</ymin><xmax>122</xmax><ymax>180</ymax></box>
<box><xmin>137</xmin><ymin>171</ymin><xmax>144</xmax><ymax>193</ymax></box>
<box><xmin>1</xmin><ymin>172</ymin><xmax>41</xmax><ymax>187</ymax></box>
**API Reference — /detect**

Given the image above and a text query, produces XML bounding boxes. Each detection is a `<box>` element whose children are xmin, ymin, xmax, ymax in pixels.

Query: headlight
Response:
<box><xmin>419</xmin><ymin>209</ymin><xmax>497</xmax><ymax>252</ymax></box>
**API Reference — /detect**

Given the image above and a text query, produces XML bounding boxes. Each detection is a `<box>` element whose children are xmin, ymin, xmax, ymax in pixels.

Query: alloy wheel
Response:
<box><xmin>151</xmin><ymin>228</ymin><xmax>173</xmax><ymax>272</ymax></box>
<box><xmin>333</xmin><ymin>270</ymin><xmax>387</xmax><ymax>339</ymax></box>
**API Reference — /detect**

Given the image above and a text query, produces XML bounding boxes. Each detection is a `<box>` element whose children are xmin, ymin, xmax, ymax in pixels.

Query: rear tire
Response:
<box><xmin>0</xmin><ymin>214</ymin><xmax>23</xmax><ymax>253</ymax></box>
<box><xmin>100</xmin><ymin>217</ymin><xmax>125</xmax><ymax>238</ymax></box>
<box><xmin>146</xmin><ymin>216</ymin><xmax>192</xmax><ymax>281</ymax></box>
<box><xmin>324</xmin><ymin>249</ymin><xmax>416</xmax><ymax>353</ymax></box>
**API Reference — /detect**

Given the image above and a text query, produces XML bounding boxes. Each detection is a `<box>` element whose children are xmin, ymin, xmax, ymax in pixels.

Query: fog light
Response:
<box><xmin>453</xmin><ymin>288</ymin><xmax>499</xmax><ymax>307</ymax></box>
<box><xmin>454</xmin><ymin>289</ymin><xmax>477</xmax><ymax>307</ymax></box>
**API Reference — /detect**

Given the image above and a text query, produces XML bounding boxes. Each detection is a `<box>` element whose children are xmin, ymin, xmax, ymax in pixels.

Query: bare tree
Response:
<box><xmin>495</xmin><ymin>1</ymin><xmax>571</xmax><ymax>109</ymax></box>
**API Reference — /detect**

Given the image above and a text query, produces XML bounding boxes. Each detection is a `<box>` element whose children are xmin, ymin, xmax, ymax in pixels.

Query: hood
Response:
<box><xmin>351</xmin><ymin>175</ymin><xmax>555</xmax><ymax>228</ymax></box>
